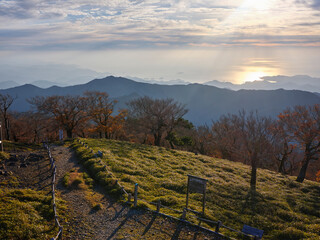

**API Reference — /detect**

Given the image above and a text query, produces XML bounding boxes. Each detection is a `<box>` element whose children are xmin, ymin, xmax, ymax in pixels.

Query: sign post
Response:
<box><xmin>186</xmin><ymin>175</ymin><xmax>208</xmax><ymax>215</ymax></box>
<box><xmin>59</xmin><ymin>129</ymin><xmax>63</xmax><ymax>142</ymax></box>
<box><xmin>0</xmin><ymin>121</ymin><xmax>3</xmax><ymax>152</ymax></box>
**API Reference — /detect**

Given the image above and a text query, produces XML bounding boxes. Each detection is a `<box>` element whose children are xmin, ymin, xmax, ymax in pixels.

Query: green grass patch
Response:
<box><xmin>2</xmin><ymin>140</ymin><xmax>41</xmax><ymax>152</ymax></box>
<box><xmin>0</xmin><ymin>188</ymin><xmax>66</xmax><ymax>239</ymax></box>
<box><xmin>0</xmin><ymin>151</ymin><xmax>10</xmax><ymax>162</ymax></box>
<box><xmin>72</xmin><ymin>138</ymin><xmax>320</xmax><ymax>240</ymax></box>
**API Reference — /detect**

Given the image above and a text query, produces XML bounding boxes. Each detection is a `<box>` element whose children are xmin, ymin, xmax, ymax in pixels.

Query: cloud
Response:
<box><xmin>294</xmin><ymin>21</ymin><xmax>320</xmax><ymax>26</ymax></box>
<box><xmin>311</xmin><ymin>0</ymin><xmax>320</xmax><ymax>9</ymax></box>
<box><xmin>0</xmin><ymin>0</ymin><xmax>319</xmax><ymax>51</ymax></box>
<box><xmin>296</xmin><ymin>0</ymin><xmax>320</xmax><ymax>10</ymax></box>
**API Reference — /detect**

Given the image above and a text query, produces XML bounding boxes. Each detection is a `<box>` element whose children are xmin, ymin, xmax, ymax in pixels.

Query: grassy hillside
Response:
<box><xmin>0</xmin><ymin>187</ymin><xmax>62</xmax><ymax>239</ymax></box>
<box><xmin>0</xmin><ymin>142</ymin><xmax>67</xmax><ymax>240</ymax></box>
<box><xmin>72</xmin><ymin>138</ymin><xmax>320</xmax><ymax>240</ymax></box>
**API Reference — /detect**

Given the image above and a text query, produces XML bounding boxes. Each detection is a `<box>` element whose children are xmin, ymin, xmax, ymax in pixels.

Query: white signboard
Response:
<box><xmin>59</xmin><ymin>129</ymin><xmax>63</xmax><ymax>141</ymax></box>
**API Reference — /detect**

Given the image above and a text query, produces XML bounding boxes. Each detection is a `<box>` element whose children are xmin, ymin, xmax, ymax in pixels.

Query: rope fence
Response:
<box><xmin>44</xmin><ymin>143</ymin><xmax>63</xmax><ymax>240</ymax></box>
<box><xmin>77</xmin><ymin>139</ymin><xmax>261</xmax><ymax>240</ymax></box>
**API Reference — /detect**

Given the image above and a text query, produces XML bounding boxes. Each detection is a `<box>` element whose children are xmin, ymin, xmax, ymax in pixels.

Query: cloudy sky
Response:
<box><xmin>1</xmin><ymin>0</ymin><xmax>320</xmax><ymax>83</ymax></box>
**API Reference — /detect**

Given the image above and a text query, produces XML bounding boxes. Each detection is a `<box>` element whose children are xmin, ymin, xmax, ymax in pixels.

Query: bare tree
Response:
<box><xmin>278</xmin><ymin>104</ymin><xmax>320</xmax><ymax>183</ymax></box>
<box><xmin>0</xmin><ymin>93</ymin><xmax>16</xmax><ymax>140</ymax></box>
<box><xmin>211</xmin><ymin>111</ymin><xmax>274</xmax><ymax>191</ymax></box>
<box><xmin>236</xmin><ymin>111</ymin><xmax>274</xmax><ymax>190</ymax></box>
<box><xmin>271</xmin><ymin>120</ymin><xmax>296</xmax><ymax>174</ymax></box>
<box><xmin>127</xmin><ymin>97</ymin><xmax>188</xmax><ymax>146</ymax></box>
<box><xmin>29</xmin><ymin>95</ymin><xmax>88</xmax><ymax>138</ymax></box>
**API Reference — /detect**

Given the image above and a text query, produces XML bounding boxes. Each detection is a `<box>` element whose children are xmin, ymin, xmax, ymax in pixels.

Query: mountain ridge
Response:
<box><xmin>1</xmin><ymin>76</ymin><xmax>320</xmax><ymax>125</ymax></box>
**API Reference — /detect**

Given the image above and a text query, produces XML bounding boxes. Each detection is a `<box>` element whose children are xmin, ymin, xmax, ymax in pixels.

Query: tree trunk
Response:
<box><xmin>250</xmin><ymin>156</ymin><xmax>257</xmax><ymax>191</ymax></box>
<box><xmin>4</xmin><ymin>118</ymin><xmax>10</xmax><ymax>140</ymax></box>
<box><xmin>154</xmin><ymin>133</ymin><xmax>162</xmax><ymax>146</ymax></box>
<box><xmin>296</xmin><ymin>157</ymin><xmax>311</xmax><ymax>183</ymax></box>
<box><xmin>169</xmin><ymin>140</ymin><xmax>175</xmax><ymax>149</ymax></box>
<box><xmin>278</xmin><ymin>153</ymin><xmax>287</xmax><ymax>174</ymax></box>
<box><xmin>66</xmin><ymin>129</ymin><xmax>73</xmax><ymax>138</ymax></box>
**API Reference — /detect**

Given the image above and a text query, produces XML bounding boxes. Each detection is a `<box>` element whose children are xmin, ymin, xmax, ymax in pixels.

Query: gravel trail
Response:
<box><xmin>50</xmin><ymin>145</ymin><xmax>224</xmax><ymax>240</ymax></box>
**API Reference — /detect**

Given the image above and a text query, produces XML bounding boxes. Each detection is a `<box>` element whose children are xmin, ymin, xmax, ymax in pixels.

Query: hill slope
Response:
<box><xmin>1</xmin><ymin>76</ymin><xmax>320</xmax><ymax>124</ymax></box>
<box><xmin>73</xmin><ymin>138</ymin><xmax>320</xmax><ymax>240</ymax></box>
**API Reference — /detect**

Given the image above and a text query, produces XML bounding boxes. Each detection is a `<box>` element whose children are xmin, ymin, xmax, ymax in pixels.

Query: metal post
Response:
<box><xmin>134</xmin><ymin>183</ymin><xmax>139</xmax><ymax>207</ymax></box>
<box><xmin>0</xmin><ymin>121</ymin><xmax>3</xmax><ymax>152</ymax></box>
<box><xmin>202</xmin><ymin>183</ymin><xmax>207</xmax><ymax>215</ymax></box>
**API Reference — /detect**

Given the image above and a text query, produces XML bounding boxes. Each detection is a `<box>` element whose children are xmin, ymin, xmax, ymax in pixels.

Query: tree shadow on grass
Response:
<box><xmin>241</xmin><ymin>189</ymin><xmax>267</xmax><ymax>216</ymax></box>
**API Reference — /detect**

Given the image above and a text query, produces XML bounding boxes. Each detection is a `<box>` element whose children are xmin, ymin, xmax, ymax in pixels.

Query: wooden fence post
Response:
<box><xmin>58</xmin><ymin>226</ymin><xmax>63</xmax><ymax>240</ymax></box>
<box><xmin>134</xmin><ymin>183</ymin><xmax>139</xmax><ymax>207</ymax></box>
<box><xmin>215</xmin><ymin>221</ymin><xmax>222</xmax><ymax>233</ymax></box>
<box><xmin>156</xmin><ymin>200</ymin><xmax>161</xmax><ymax>212</ymax></box>
<box><xmin>181</xmin><ymin>208</ymin><xmax>187</xmax><ymax>219</ymax></box>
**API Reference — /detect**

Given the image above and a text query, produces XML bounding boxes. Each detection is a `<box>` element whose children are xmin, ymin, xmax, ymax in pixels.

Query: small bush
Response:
<box><xmin>62</xmin><ymin>173</ymin><xmax>70</xmax><ymax>187</ymax></box>
<box><xmin>71</xmin><ymin>178</ymin><xmax>83</xmax><ymax>188</ymax></box>
<box><xmin>0</xmin><ymin>151</ymin><xmax>9</xmax><ymax>162</ymax></box>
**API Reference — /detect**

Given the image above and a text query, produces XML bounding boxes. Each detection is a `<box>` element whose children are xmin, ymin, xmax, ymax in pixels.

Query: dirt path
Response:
<box><xmin>51</xmin><ymin>145</ymin><xmax>225</xmax><ymax>240</ymax></box>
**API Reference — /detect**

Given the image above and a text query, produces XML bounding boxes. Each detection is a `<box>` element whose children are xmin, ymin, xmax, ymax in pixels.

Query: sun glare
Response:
<box><xmin>239</xmin><ymin>66</ymin><xmax>279</xmax><ymax>83</ymax></box>
<box><xmin>243</xmin><ymin>71</ymin><xmax>266</xmax><ymax>82</ymax></box>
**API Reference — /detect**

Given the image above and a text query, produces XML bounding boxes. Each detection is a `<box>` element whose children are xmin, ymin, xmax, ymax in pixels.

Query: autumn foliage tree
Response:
<box><xmin>85</xmin><ymin>91</ymin><xmax>125</xmax><ymax>138</ymax></box>
<box><xmin>127</xmin><ymin>96</ymin><xmax>188</xmax><ymax>146</ymax></box>
<box><xmin>10</xmin><ymin>111</ymin><xmax>56</xmax><ymax>143</ymax></box>
<box><xmin>278</xmin><ymin>104</ymin><xmax>320</xmax><ymax>183</ymax></box>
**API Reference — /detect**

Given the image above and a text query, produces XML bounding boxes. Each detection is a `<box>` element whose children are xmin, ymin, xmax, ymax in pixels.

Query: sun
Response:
<box><xmin>243</xmin><ymin>71</ymin><xmax>266</xmax><ymax>83</ymax></box>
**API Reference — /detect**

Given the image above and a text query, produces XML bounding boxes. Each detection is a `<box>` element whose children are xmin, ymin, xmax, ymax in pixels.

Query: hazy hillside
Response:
<box><xmin>204</xmin><ymin>75</ymin><xmax>320</xmax><ymax>92</ymax></box>
<box><xmin>0</xmin><ymin>80</ymin><xmax>20</xmax><ymax>89</ymax></box>
<box><xmin>1</xmin><ymin>76</ymin><xmax>320</xmax><ymax>125</ymax></box>
<box><xmin>73</xmin><ymin>138</ymin><xmax>320</xmax><ymax>240</ymax></box>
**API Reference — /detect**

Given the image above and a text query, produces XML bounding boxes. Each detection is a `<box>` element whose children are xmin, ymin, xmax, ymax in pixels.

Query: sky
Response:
<box><xmin>1</xmin><ymin>0</ymin><xmax>320</xmax><ymax>84</ymax></box>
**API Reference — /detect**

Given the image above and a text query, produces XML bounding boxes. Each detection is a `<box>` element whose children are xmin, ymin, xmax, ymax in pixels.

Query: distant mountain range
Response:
<box><xmin>204</xmin><ymin>75</ymin><xmax>320</xmax><ymax>92</ymax></box>
<box><xmin>1</xmin><ymin>76</ymin><xmax>320</xmax><ymax>125</ymax></box>
<box><xmin>0</xmin><ymin>64</ymin><xmax>108</xmax><ymax>87</ymax></box>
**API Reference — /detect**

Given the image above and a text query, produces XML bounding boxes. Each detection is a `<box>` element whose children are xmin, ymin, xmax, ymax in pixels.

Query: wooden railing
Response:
<box><xmin>44</xmin><ymin>143</ymin><xmax>63</xmax><ymax>240</ymax></box>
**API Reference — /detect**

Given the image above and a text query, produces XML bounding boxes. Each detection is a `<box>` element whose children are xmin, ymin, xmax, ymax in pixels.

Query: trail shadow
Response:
<box><xmin>107</xmin><ymin>214</ymin><xmax>131</xmax><ymax>240</ymax></box>
<box><xmin>111</xmin><ymin>205</ymin><xmax>127</xmax><ymax>220</ymax></box>
<box><xmin>39</xmin><ymin>183</ymin><xmax>51</xmax><ymax>191</ymax></box>
<box><xmin>171</xmin><ymin>221</ymin><xmax>184</xmax><ymax>240</ymax></box>
<box><xmin>142</xmin><ymin>213</ymin><xmax>157</xmax><ymax>235</ymax></box>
